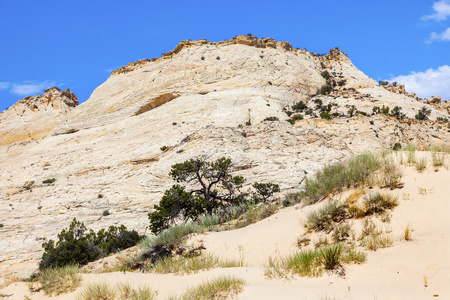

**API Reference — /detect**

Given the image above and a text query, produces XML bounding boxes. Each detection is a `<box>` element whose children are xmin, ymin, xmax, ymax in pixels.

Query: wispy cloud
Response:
<box><xmin>0</xmin><ymin>82</ymin><xmax>10</xmax><ymax>89</ymax></box>
<box><xmin>428</xmin><ymin>27</ymin><xmax>450</xmax><ymax>42</ymax></box>
<box><xmin>422</xmin><ymin>0</ymin><xmax>450</xmax><ymax>21</ymax></box>
<box><xmin>10</xmin><ymin>80</ymin><xmax>56</xmax><ymax>96</ymax></box>
<box><xmin>389</xmin><ymin>65</ymin><xmax>450</xmax><ymax>100</ymax></box>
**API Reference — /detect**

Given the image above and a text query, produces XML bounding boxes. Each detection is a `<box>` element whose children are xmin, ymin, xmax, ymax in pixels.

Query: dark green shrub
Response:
<box><xmin>263</xmin><ymin>116</ymin><xmax>279</xmax><ymax>122</ymax></box>
<box><xmin>392</xmin><ymin>143</ymin><xmax>402</xmax><ymax>151</ymax></box>
<box><xmin>252</xmin><ymin>182</ymin><xmax>280</xmax><ymax>203</ymax></box>
<box><xmin>319</xmin><ymin>85</ymin><xmax>332</xmax><ymax>95</ymax></box>
<box><xmin>415</xmin><ymin>106</ymin><xmax>431</xmax><ymax>120</ymax></box>
<box><xmin>39</xmin><ymin>219</ymin><xmax>142</xmax><ymax>270</ymax></box>
<box><xmin>378</xmin><ymin>81</ymin><xmax>389</xmax><ymax>86</ymax></box>
<box><xmin>381</xmin><ymin>105</ymin><xmax>390</xmax><ymax>115</ymax></box>
<box><xmin>160</xmin><ymin>145</ymin><xmax>168</xmax><ymax>151</ymax></box>
<box><xmin>320</xmin><ymin>111</ymin><xmax>332</xmax><ymax>120</ymax></box>
<box><xmin>390</xmin><ymin>106</ymin><xmax>405</xmax><ymax>120</ymax></box>
<box><xmin>292</xmin><ymin>101</ymin><xmax>307</xmax><ymax>111</ymax></box>
<box><xmin>245</xmin><ymin>121</ymin><xmax>251</xmax><ymax>126</ymax></box>
<box><xmin>437</xmin><ymin>116</ymin><xmax>449</xmax><ymax>122</ymax></box>
<box><xmin>43</xmin><ymin>178</ymin><xmax>56</xmax><ymax>184</ymax></box>
<box><xmin>320</xmin><ymin>71</ymin><xmax>330</xmax><ymax>80</ymax></box>
<box><xmin>287</xmin><ymin>114</ymin><xmax>303</xmax><ymax>125</ymax></box>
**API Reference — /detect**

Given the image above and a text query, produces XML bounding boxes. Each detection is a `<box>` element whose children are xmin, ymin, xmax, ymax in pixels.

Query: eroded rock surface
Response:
<box><xmin>0</xmin><ymin>36</ymin><xmax>449</xmax><ymax>277</ymax></box>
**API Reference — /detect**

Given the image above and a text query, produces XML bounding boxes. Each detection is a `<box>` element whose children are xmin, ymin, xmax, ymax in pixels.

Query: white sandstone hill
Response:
<box><xmin>0</xmin><ymin>35</ymin><xmax>449</xmax><ymax>277</ymax></box>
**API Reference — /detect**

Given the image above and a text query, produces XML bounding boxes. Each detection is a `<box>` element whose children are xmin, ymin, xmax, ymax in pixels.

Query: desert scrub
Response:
<box><xmin>40</xmin><ymin>219</ymin><xmax>143</xmax><ymax>270</ymax></box>
<box><xmin>77</xmin><ymin>282</ymin><xmax>115</xmax><ymax>300</ymax></box>
<box><xmin>149</xmin><ymin>253</ymin><xmax>244</xmax><ymax>274</ymax></box>
<box><xmin>363</xmin><ymin>192</ymin><xmax>398</xmax><ymax>215</ymax></box>
<box><xmin>415</xmin><ymin>157</ymin><xmax>427</xmax><ymax>172</ymax></box>
<box><xmin>358</xmin><ymin>219</ymin><xmax>393</xmax><ymax>251</ymax></box>
<box><xmin>378</xmin><ymin>158</ymin><xmax>403</xmax><ymax>189</ymax></box>
<box><xmin>138</xmin><ymin>223</ymin><xmax>204</xmax><ymax>260</ymax></box>
<box><xmin>305</xmin><ymin>201</ymin><xmax>347</xmax><ymax>232</ymax></box>
<box><xmin>265</xmin><ymin>243</ymin><xmax>365</xmax><ymax>278</ymax></box>
<box><xmin>38</xmin><ymin>265</ymin><xmax>81</xmax><ymax>296</ymax></box>
<box><xmin>180</xmin><ymin>275</ymin><xmax>245</xmax><ymax>300</ymax></box>
<box><xmin>117</xmin><ymin>283</ymin><xmax>158</xmax><ymax>300</ymax></box>
<box><xmin>42</xmin><ymin>178</ymin><xmax>56</xmax><ymax>184</ymax></box>
<box><xmin>302</xmin><ymin>153</ymin><xmax>380</xmax><ymax>202</ymax></box>
<box><xmin>431</xmin><ymin>151</ymin><xmax>445</xmax><ymax>170</ymax></box>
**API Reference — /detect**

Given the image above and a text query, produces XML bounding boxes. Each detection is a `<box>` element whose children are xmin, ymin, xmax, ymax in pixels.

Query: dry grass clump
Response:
<box><xmin>378</xmin><ymin>158</ymin><xmax>403</xmax><ymax>189</ymax></box>
<box><xmin>149</xmin><ymin>253</ymin><xmax>245</xmax><ymax>274</ymax></box>
<box><xmin>38</xmin><ymin>265</ymin><xmax>81</xmax><ymax>296</ymax></box>
<box><xmin>415</xmin><ymin>157</ymin><xmax>427</xmax><ymax>172</ymax></box>
<box><xmin>402</xmin><ymin>223</ymin><xmax>413</xmax><ymax>241</ymax></box>
<box><xmin>358</xmin><ymin>219</ymin><xmax>393</xmax><ymax>251</ymax></box>
<box><xmin>265</xmin><ymin>243</ymin><xmax>366</xmax><ymax>278</ymax></box>
<box><xmin>179</xmin><ymin>275</ymin><xmax>245</xmax><ymax>300</ymax></box>
<box><xmin>305</xmin><ymin>201</ymin><xmax>347</xmax><ymax>232</ymax></box>
<box><xmin>431</xmin><ymin>151</ymin><xmax>446</xmax><ymax>171</ymax></box>
<box><xmin>363</xmin><ymin>192</ymin><xmax>398</xmax><ymax>215</ymax></box>
<box><xmin>302</xmin><ymin>153</ymin><xmax>380</xmax><ymax>203</ymax></box>
<box><xmin>77</xmin><ymin>282</ymin><xmax>157</xmax><ymax>300</ymax></box>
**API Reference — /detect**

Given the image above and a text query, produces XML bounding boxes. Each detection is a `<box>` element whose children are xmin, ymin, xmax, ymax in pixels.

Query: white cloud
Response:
<box><xmin>428</xmin><ymin>27</ymin><xmax>450</xmax><ymax>42</ymax></box>
<box><xmin>389</xmin><ymin>65</ymin><xmax>450</xmax><ymax>100</ymax></box>
<box><xmin>0</xmin><ymin>82</ymin><xmax>10</xmax><ymax>89</ymax></box>
<box><xmin>422</xmin><ymin>0</ymin><xmax>450</xmax><ymax>21</ymax></box>
<box><xmin>10</xmin><ymin>80</ymin><xmax>56</xmax><ymax>96</ymax></box>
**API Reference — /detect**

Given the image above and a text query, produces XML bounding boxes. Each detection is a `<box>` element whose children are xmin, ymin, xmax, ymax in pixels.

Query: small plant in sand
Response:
<box><xmin>402</xmin><ymin>223</ymin><xmax>413</xmax><ymax>241</ymax></box>
<box><xmin>378</xmin><ymin>158</ymin><xmax>403</xmax><ymax>189</ymax></box>
<box><xmin>264</xmin><ymin>243</ymin><xmax>365</xmax><ymax>278</ymax></box>
<box><xmin>358</xmin><ymin>219</ymin><xmax>393</xmax><ymax>251</ymax></box>
<box><xmin>415</xmin><ymin>157</ymin><xmax>427</xmax><ymax>172</ymax></box>
<box><xmin>36</xmin><ymin>265</ymin><xmax>82</xmax><ymax>296</ymax></box>
<box><xmin>363</xmin><ymin>192</ymin><xmax>398</xmax><ymax>215</ymax></box>
<box><xmin>305</xmin><ymin>201</ymin><xmax>347</xmax><ymax>232</ymax></box>
<box><xmin>431</xmin><ymin>151</ymin><xmax>445</xmax><ymax>170</ymax></box>
<box><xmin>180</xmin><ymin>275</ymin><xmax>245</xmax><ymax>300</ymax></box>
<box><xmin>77</xmin><ymin>282</ymin><xmax>157</xmax><ymax>300</ymax></box>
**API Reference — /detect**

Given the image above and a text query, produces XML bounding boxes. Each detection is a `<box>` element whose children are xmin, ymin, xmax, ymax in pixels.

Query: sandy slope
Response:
<box><xmin>1</xmin><ymin>152</ymin><xmax>449</xmax><ymax>300</ymax></box>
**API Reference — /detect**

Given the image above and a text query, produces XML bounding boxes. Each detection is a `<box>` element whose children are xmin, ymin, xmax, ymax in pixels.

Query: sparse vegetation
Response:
<box><xmin>40</xmin><ymin>219</ymin><xmax>142</xmax><ymax>270</ymax></box>
<box><xmin>415</xmin><ymin>157</ymin><xmax>427</xmax><ymax>172</ymax></box>
<box><xmin>265</xmin><ymin>243</ymin><xmax>365</xmax><ymax>278</ymax></box>
<box><xmin>301</xmin><ymin>153</ymin><xmax>381</xmax><ymax>203</ymax></box>
<box><xmin>319</xmin><ymin>84</ymin><xmax>332</xmax><ymax>95</ymax></box>
<box><xmin>402</xmin><ymin>223</ymin><xmax>413</xmax><ymax>241</ymax></box>
<box><xmin>415</xmin><ymin>106</ymin><xmax>432</xmax><ymax>120</ymax></box>
<box><xmin>42</xmin><ymin>178</ymin><xmax>56</xmax><ymax>184</ymax></box>
<box><xmin>287</xmin><ymin>114</ymin><xmax>303</xmax><ymax>124</ymax></box>
<box><xmin>148</xmin><ymin>157</ymin><xmax>278</xmax><ymax>234</ymax></box>
<box><xmin>263</xmin><ymin>116</ymin><xmax>279</xmax><ymax>122</ymax></box>
<box><xmin>180</xmin><ymin>275</ymin><xmax>245</xmax><ymax>300</ymax></box>
<box><xmin>160</xmin><ymin>145</ymin><xmax>169</xmax><ymax>151</ymax></box>
<box><xmin>149</xmin><ymin>253</ymin><xmax>244</xmax><ymax>274</ymax></box>
<box><xmin>305</xmin><ymin>201</ymin><xmax>347</xmax><ymax>232</ymax></box>
<box><xmin>292</xmin><ymin>101</ymin><xmax>307</xmax><ymax>111</ymax></box>
<box><xmin>77</xmin><ymin>282</ymin><xmax>116</xmax><ymax>300</ymax></box>
<box><xmin>37</xmin><ymin>265</ymin><xmax>81</xmax><ymax>296</ymax></box>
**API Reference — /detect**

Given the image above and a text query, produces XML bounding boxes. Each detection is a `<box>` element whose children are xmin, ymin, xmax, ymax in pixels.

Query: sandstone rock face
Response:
<box><xmin>0</xmin><ymin>36</ymin><xmax>449</xmax><ymax>277</ymax></box>
<box><xmin>0</xmin><ymin>87</ymin><xmax>78</xmax><ymax>149</ymax></box>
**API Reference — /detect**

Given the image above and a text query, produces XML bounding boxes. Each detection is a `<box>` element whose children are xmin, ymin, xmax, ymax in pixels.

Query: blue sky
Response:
<box><xmin>0</xmin><ymin>0</ymin><xmax>449</xmax><ymax>111</ymax></box>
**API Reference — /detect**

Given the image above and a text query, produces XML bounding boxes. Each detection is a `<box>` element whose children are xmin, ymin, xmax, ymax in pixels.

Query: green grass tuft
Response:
<box><xmin>180</xmin><ymin>275</ymin><xmax>245</xmax><ymax>300</ymax></box>
<box><xmin>38</xmin><ymin>265</ymin><xmax>81</xmax><ymax>296</ymax></box>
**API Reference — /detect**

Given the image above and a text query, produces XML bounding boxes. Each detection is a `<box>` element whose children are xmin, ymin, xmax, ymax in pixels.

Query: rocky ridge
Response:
<box><xmin>0</xmin><ymin>35</ymin><xmax>449</xmax><ymax>277</ymax></box>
